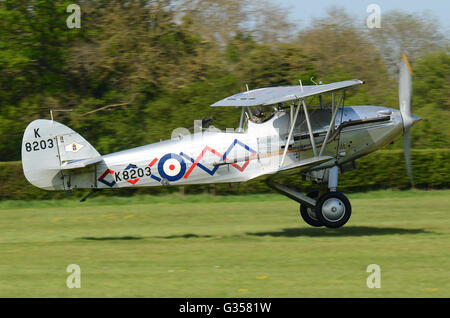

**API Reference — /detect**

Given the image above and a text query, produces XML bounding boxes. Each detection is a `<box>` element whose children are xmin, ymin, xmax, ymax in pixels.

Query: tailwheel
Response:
<box><xmin>315</xmin><ymin>192</ymin><xmax>351</xmax><ymax>228</ymax></box>
<box><xmin>300</xmin><ymin>190</ymin><xmax>323</xmax><ymax>227</ymax></box>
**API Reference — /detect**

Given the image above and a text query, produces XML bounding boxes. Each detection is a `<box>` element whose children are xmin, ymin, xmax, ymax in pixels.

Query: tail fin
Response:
<box><xmin>22</xmin><ymin>119</ymin><xmax>100</xmax><ymax>190</ymax></box>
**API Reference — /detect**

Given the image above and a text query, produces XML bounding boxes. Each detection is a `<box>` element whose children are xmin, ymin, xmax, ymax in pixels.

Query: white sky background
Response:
<box><xmin>277</xmin><ymin>0</ymin><xmax>450</xmax><ymax>33</ymax></box>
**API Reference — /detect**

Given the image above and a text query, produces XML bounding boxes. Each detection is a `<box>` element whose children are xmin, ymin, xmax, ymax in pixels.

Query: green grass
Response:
<box><xmin>0</xmin><ymin>190</ymin><xmax>449</xmax><ymax>297</ymax></box>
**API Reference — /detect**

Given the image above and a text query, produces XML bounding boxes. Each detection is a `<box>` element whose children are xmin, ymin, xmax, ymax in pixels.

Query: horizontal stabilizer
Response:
<box><xmin>60</xmin><ymin>156</ymin><xmax>103</xmax><ymax>170</ymax></box>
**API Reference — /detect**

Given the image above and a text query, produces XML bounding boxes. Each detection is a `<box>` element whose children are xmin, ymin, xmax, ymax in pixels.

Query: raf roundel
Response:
<box><xmin>157</xmin><ymin>153</ymin><xmax>186</xmax><ymax>182</ymax></box>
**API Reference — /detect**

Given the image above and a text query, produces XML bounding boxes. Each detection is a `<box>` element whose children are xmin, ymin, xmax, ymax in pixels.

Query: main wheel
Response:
<box><xmin>315</xmin><ymin>192</ymin><xmax>351</xmax><ymax>228</ymax></box>
<box><xmin>300</xmin><ymin>190</ymin><xmax>323</xmax><ymax>227</ymax></box>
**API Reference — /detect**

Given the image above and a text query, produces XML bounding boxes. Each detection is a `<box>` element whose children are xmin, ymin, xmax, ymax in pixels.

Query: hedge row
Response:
<box><xmin>0</xmin><ymin>149</ymin><xmax>448</xmax><ymax>200</ymax></box>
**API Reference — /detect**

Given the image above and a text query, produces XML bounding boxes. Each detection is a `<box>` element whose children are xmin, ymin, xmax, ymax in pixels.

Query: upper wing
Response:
<box><xmin>211</xmin><ymin>79</ymin><xmax>364</xmax><ymax>107</ymax></box>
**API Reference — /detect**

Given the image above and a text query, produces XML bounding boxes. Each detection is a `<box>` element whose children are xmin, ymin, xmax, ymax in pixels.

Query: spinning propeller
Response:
<box><xmin>399</xmin><ymin>54</ymin><xmax>421</xmax><ymax>186</ymax></box>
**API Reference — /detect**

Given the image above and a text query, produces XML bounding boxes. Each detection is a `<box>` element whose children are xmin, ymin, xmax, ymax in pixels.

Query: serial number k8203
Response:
<box><xmin>114</xmin><ymin>167</ymin><xmax>152</xmax><ymax>181</ymax></box>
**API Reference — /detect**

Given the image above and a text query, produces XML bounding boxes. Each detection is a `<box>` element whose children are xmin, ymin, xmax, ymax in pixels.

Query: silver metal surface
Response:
<box><xmin>328</xmin><ymin>166</ymin><xmax>339</xmax><ymax>190</ymax></box>
<box><xmin>321</xmin><ymin>198</ymin><xmax>346</xmax><ymax>222</ymax></box>
<box><xmin>211</xmin><ymin>80</ymin><xmax>364</xmax><ymax>107</ymax></box>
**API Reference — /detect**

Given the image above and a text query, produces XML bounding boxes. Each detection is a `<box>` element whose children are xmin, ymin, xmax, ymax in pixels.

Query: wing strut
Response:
<box><xmin>238</xmin><ymin>107</ymin><xmax>245</xmax><ymax>131</ymax></box>
<box><xmin>319</xmin><ymin>94</ymin><xmax>343</xmax><ymax>156</ymax></box>
<box><xmin>280</xmin><ymin>98</ymin><xmax>301</xmax><ymax>167</ymax></box>
<box><xmin>302</xmin><ymin>99</ymin><xmax>318</xmax><ymax>157</ymax></box>
<box><xmin>277</xmin><ymin>87</ymin><xmax>350</xmax><ymax>168</ymax></box>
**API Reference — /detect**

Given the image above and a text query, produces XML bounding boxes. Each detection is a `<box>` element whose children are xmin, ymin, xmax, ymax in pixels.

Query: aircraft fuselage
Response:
<box><xmin>71</xmin><ymin>105</ymin><xmax>405</xmax><ymax>191</ymax></box>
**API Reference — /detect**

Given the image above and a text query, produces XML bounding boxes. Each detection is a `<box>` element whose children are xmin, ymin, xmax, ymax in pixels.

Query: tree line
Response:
<box><xmin>0</xmin><ymin>0</ymin><xmax>448</xmax><ymax>162</ymax></box>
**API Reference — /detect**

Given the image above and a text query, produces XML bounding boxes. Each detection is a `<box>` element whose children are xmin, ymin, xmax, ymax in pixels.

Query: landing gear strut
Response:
<box><xmin>313</xmin><ymin>166</ymin><xmax>352</xmax><ymax>228</ymax></box>
<box><xmin>269</xmin><ymin>166</ymin><xmax>352</xmax><ymax>229</ymax></box>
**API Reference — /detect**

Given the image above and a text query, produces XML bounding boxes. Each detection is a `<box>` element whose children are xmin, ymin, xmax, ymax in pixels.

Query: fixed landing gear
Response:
<box><xmin>299</xmin><ymin>190</ymin><xmax>322</xmax><ymax>227</ymax></box>
<box><xmin>300</xmin><ymin>191</ymin><xmax>352</xmax><ymax>228</ymax></box>
<box><xmin>269</xmin><ymin>166</ymin><xmax>352</xmax><ymax>229</ymax></box>
<box><xmin>314</xmin><ymin>191</ymin><xmax>351</xmax><ymax>228</ymax></box>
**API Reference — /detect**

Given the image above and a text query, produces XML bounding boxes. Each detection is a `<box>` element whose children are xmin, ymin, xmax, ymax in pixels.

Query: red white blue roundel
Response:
<box><xmin>158</xmin><ymin>153</ymin><xmax>186</xmax><ymax>182</ymax></box>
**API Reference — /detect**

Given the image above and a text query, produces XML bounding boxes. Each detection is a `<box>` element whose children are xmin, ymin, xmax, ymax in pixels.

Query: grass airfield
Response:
<box><xmin>0</xmin><ymin>190</ymin><xmax>448</xmax><ymax>298</ymax></box>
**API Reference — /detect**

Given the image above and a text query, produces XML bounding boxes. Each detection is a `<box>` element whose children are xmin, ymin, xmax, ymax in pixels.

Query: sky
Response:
<box><xmin>278</xmin><ymin>0</ymin><xmax>450</xmax><ymax>32</ymax></box>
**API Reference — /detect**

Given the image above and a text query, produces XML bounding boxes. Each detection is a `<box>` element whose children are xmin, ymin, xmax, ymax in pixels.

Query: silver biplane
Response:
<box><xmin>22</xmin><ymin>56</ymin><xmax>420</xmax><ymax>228</ymax></box>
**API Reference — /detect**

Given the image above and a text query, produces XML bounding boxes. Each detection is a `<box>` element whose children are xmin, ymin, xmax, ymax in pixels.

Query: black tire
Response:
<box><xmin>315</xmin><ymin>191</ymin><xmax>351</xmax><ymax>228</ymax></box>
<box><xmin>300</xmin><ymin>190</ymin><xmax>323</xmax><ymax>227</ymax></box>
